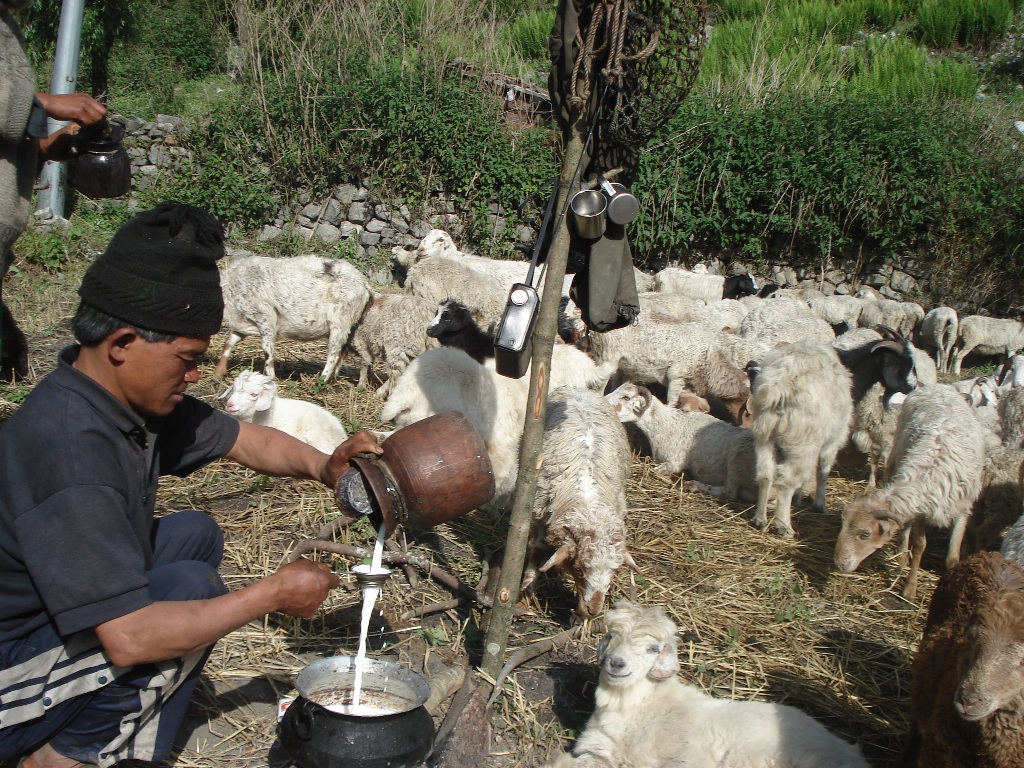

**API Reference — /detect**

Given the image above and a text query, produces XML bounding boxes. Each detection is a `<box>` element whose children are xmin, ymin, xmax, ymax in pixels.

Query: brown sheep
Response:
<box><xmin>902</xmin><ymin>551</ymin><xmax>1024</xmax><ymax>768</ymax></box>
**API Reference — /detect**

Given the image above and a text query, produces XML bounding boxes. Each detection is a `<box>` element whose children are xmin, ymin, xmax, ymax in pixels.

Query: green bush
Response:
<box><xmin>166</xmin><ymin>56</ymin><xmax>556</xmax><ymax>241</ymax></box>
<box><xmin>632</xmin><ymin>93</ymin><xmax>1024</xmax><ymax>277</ymax></box>
<box><xmin>505</xmin><ymin>9</ymin><xmax>555</xmax><ymax>60</ymax></box>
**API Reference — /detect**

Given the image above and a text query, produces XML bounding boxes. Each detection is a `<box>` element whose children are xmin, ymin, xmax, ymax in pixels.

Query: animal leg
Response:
<box><xmin>753</xmin><ymin>476</ymin><xmax>773</xmax><ymax>531</ymax></box>
<box><xmin>214</xmin><ymin>331</ymin><xmax>244</xmax><ymax>379</ymax></box>
<box><xmin>773</xmin><ymin>486</ymin><xmax>797</xmax><ymax>539</ymax></box>
<box><xmin>901</xmin><ymin>516</ymin><xmax>927</xmax><ymax>600</ymax></box>
<box><xmin>321</xmin><ymin>327</ymin><xmax>346</xmax><ymax>381</ymax></box>
<box><xmin>257</xmin><ymin>324</ymin><xmax>277</xmax><ymax>379</ymax></box>
<box><xmin>946</xmin><ymin>511</ymin><xmax>970</xmax><ymax>569</ymax></box>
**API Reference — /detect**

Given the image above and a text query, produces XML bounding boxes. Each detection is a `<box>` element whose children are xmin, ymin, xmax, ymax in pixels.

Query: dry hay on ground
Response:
<box><xmin>1</xmin><ymin>269</ymin><xmax>936</xmax><ymax>768</ymax></box>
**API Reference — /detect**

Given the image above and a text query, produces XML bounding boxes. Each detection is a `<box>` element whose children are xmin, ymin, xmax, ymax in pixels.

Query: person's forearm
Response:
<box><xmin>96</xmin><ymin>579</ymin><xmax>281</xmax><ymax>666</ymax></box>
<box><xmin>225</xmin><ymin>421</ymin><xmax>328</xmax><ymax>482</ymax></box>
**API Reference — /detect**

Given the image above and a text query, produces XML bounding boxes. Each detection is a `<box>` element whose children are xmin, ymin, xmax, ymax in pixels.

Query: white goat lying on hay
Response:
<box><xmin>542</xmin><ymin>601</ymin><xmax>869</xmax><ymax>768</ymax></box>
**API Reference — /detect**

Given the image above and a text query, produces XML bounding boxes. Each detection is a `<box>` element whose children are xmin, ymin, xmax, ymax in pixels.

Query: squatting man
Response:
<box><xmin>0</xmin><ymin>202</ymin><xmax>383</xmax><ymax>768</ymax></box>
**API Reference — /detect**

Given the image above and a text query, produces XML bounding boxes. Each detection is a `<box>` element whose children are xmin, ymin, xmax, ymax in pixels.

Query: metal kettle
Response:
<box><xmin>70</xmin><ymin>121</ymin><xmax>132</xmax><ymax>199</ymax></box>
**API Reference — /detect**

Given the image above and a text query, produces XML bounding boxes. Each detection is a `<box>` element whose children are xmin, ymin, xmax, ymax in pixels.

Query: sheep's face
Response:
<box><xmin>604</xmin><ymin>383</ymin><xmax>651</xmax><ymax>424</ymax></box>
<box><xmin>955</xmin><ymin>592</ymin><xmax>1024</xmax><ymax>721</ymax></box>
<box><xmin>598</xmin><ymin>602</ymin><xmax>680</xmax><ymax>686</ymax></box>
<box><xmin>222</xmin><ymin>371</ymin><xmax>276</xmax><ymax>420</ymax></box>
<box><xmin>573</xmin><ymin>533</ymin><xmax>630</xmax><ymax>619</ymax></box>
<box><xmin>416</xmin><ymin>229</ymin><xmax>456</xmax><ymax>259</ymax></box>
<box><xmin>834</xmin><ymin>496</ymin><xmax>900</xmax><ymax>573</ymax></box>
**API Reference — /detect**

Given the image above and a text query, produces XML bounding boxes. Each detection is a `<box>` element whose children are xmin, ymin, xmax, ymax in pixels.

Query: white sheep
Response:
<box><xmin>654</xmin><ymin>265</ymin><xmax>757</xmax><ymax>303</ymax></box>
<box><xmin>834</xmin><ymin>384</ymin><xmax>987</xmax><ymax>600</ymax></box>
<box><xmin>541</xmin><ymin>601</ymin><xmax>869</xmax><ymax>768</ymax></box>
<box><xmin>919</xmin><ymin>306</ymin><xmax>959</xmax><ymax>373</ymax></box>
<box><xmin>348</xmin><ymin>292</ymin><xmax>440</xmax><ymax>399</ymax></box>
<box><xmin>408</xmin><ymin>228</ymin><xmax>575</xmax><ymax>296</ymax></box>
<box><xmin>403</xmin><ymin>256</ymin><xmax>508</xmax><ymax>333</ymax></box>
<box><xmin>522</xmin><ymin>386</ymin><xmax>636</xmax><ymax>619</ymax></box>
<box><xmin>220</xmin><ymin>370</ymin><xmax>348</xmax><ymax>453</ymax></box>
<box><xmin>604</xmin><ymin>382</ymin><xmax>757</xmax><ymax>503</ymax></box>
<box><xmin>380</xmin><ymin>347</ymin><xmax>528</xmax><ymax>507</ymax></box>
<box><xmin>856</xmin><ymin>297</ymin><xmax>925</xmax><ymax>339</ymax></box>
<box><xmin>739</xmin><ymin>297</ymin><xmax>836</xmax><ymax>348</ymax></box>
<box><xmin>214</xmin><ymin>254</ymin><xmax>372</xmax><ymax>381</ymax></box>
<box><xmin>951</xmin><ymin>315</ymin><xmax>1024</xmax><ymax>376</ymax></box>
<box><xmin>749</xmin><ymin>340</ymin><xmax>853</xmax><ymax>538</ymax></box>
<box><xmin>806</xmin><ymin>293</ymin><xmax>864</xmax><ymax>331</ymax></box>
<box><xmin>585</xmin><ymin>317</ymin><xmax>752</xmax><ymax>418</ymax></box>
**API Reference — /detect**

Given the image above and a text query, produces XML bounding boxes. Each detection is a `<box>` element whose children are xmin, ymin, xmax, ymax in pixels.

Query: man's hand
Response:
<box><xmin>321</xmin><ymin>429</ymin><xmax>383</xmax><ymax>489</ymax></box>
<box><xmin>35</xmin><ymin>92</ymin><xmax>107</xmax><ymax>126</ymax></box>
<box><xmin>266</xmin><ymin>558</ymin><xmax>340</xmax><ymax>618</ymax></box>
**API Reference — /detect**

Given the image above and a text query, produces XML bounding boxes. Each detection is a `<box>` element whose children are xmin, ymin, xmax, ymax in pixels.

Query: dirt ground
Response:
<box><xmin>0</xmin><ymin>258</ymin><xmax>949</xmax><ymax>768</ymax></box>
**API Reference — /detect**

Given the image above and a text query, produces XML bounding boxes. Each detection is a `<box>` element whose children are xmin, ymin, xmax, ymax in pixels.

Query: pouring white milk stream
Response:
<box><xmin>349</xmin><ymin>522</ymin><xmax>389</xmax><ymax>711</ymax></box>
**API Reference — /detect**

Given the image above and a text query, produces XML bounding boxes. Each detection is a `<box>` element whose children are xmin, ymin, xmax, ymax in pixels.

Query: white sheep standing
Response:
<box><xmin>540</xmin><ymin>601</ymin><xmax>869</xmax><ymax>768</ymax></box>
<box><xmin>834</xmin><ymin>384</ymin><xmax>986</xmax><ymax>600</ymax></box>
<box><xmin>521</xmin><ymin>386</ymin><xmax>636</xmax><ymax>619</ymax></box>
<box><xmin>348</xmin><ymin>292</ymin><xmax>440</xmax><ymax>399</ymax></box>
<box><xmin>919</xmin><ymin>306</ymin><xmax>959</xmax><ymax>373</ymax></box>
<box><xmin>749</xmin><ymin>340</ymin><xmax>853</xmax><ymax>538</ymax></box>
<box><xmin>220</xmin><ymin>370</ymin><xmax>348</xmax><ymax>453</ymax></box>
<box><xmin>950</xmin><ymin>315</ymin><xmax>1024</xmax><ymax>376</ymax></box>
<box><xmin>856</xmin><ymin>297</ymin><xmax>925</xmax><ymax>339</ymax></box>
<box><xmin>604</xmin><ymin>382</ymin><xmax>757</xmax><ymax>503</ymax></box>
<box><xmin>214</xmin><ymin>254</ymin><xmax>372</xmax><ymax>381</ymax></box>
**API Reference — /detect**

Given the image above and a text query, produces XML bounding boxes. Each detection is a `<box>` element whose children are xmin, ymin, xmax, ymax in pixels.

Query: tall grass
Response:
<box><xmin>916</xmin><ymin>0</ymin><xmax>1019</xmax><ymax>48</ymax></box>
<box><xmin>845</xmin><ymin>35</ymin><xmax>980</xmax><ymax>101</ymax></box>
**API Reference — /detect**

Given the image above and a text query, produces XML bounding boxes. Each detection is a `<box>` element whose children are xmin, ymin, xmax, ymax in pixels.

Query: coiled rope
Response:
<box><xmin>568</xmin><ymin>0</ymin><xmax>660</xmax><ymax>115</ymax></box>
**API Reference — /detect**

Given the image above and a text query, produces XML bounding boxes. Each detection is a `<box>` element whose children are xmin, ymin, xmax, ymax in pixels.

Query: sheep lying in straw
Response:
<box><xmin>541</xmin><ymin>601</ymin><xmax>869</xmax><ymax>768</ymax></box>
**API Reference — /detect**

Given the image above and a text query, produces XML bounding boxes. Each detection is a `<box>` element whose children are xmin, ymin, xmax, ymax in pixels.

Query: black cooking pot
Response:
<box><xmin>278</xmin><ymin>656</ymin><xmax>434</xmax><ymax>768</ymax></box>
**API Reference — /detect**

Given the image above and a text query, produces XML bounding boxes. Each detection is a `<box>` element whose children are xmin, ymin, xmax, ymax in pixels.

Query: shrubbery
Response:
<box><xmin>633</xmin><ymin>93</ymin><xmax>1024</xmax><ymax>279</ymax></box>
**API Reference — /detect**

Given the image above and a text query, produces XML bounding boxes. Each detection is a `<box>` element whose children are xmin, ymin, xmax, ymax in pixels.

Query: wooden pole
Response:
<box><xmin>480</xmin><ymin>120</ymin><xmax>587</xmax><ymax>680</ymax></box>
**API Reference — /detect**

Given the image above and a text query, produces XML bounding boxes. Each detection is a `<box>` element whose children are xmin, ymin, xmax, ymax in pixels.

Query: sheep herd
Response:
<box><xmin>214</xmin><ymin>230</ymin><xmax>1024</xmax><ymax>767</ymax></box>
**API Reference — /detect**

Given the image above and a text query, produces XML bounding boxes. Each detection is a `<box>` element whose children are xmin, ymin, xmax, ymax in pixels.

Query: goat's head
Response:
<box><xmin>597</xmin><ymin>601</ymin><xmax>679</xmax><ymax>687</ymax></box>
<box><xmin>604</xmin><ymin>383</ymin><xmax>652</xmax><ymax>424</ymax></box>
<box><xmin>539</xmin><ymin>530</ymin><xmax>638</xmax><ymax>619</ymax></box>
<box><xmin>221</xmin><ymin>370</ymin><xmax>276</xmax><ymax>420</ymax></box>
<box><xmin>955</xmin><ymin>590</ymin><xmax>1024</xmax><ymax>721</ymax></box>
<box><xmin>723</xmin><ymin>273</ymin><xmax>757</xmax><ymax>300</ymax></box>
<box><xmin>834</xmin><ymin>494</ymin><xmax>901</xmax><ymax>573</ymax></box>
<box><xmin>867</xmin><ymin>336</ymin><xmax>918</xmax><ymax>395</ymax></box>
<box><xmin>426</xmin><ymin>299</ymin><xmax>473</xmax><ymax>339</ymax></box>
<box><xmin>416</xmin><ymin>228</ymin><xmax>457</xmax><ymax>259</ymax></box>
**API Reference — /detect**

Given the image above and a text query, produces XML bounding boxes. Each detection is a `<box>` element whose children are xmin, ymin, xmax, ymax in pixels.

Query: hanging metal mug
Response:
<box><xmin>570</xmin><ymin>188</ymin><xmax>607</xmax><ymax>239</ymax></box>
<box><xmin>599</xmin><ymin>178</ymin><xmax>640</xmax><ymax>225</ymax></box>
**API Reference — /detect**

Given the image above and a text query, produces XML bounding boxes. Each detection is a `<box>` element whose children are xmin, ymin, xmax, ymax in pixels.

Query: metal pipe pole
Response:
<box><xmin>480</xmin><ymin>122</ymin><xmax>586</xmax><ymax>680</ymax></box>
<box><xmin>36</xmin><ymin>0</ymin><xmax>86</xmax><ymax>219</ymax></box>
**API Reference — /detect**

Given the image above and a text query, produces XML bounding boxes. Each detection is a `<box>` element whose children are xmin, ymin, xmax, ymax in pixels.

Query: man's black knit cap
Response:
<box><xmin>78</xmin><ymin>201</ymin><xmax>225</xmax><ymax>336</ymax></box>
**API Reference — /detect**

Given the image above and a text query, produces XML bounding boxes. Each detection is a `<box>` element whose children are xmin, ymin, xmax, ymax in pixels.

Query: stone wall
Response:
<box><xmin>107</xmin><ymin>114</ymin><xmax>928</xmax><ymax>300</ymax></box>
